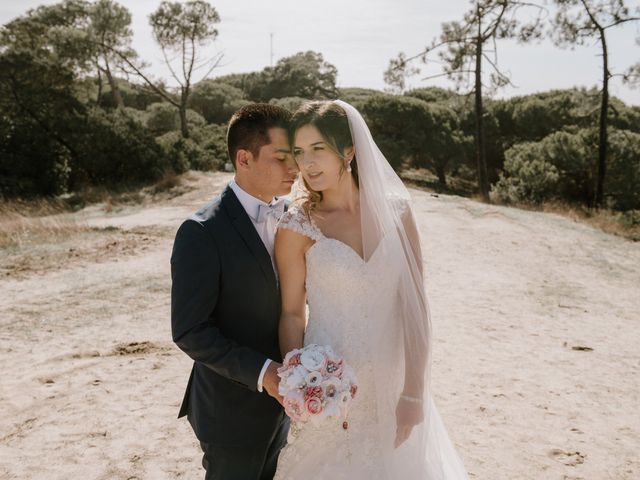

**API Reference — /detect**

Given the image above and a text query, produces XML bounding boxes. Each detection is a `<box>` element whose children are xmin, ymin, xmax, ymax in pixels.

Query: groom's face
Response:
<box><xmin>248</xmin><ymin>127</ymin><xmax>297</xmax><ymax>200</ymax></box>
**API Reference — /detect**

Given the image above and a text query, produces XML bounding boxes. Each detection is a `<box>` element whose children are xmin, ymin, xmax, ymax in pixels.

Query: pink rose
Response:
<box><xmin>283</xmin><ymin>393</ymin><xmax>305</xmax><ymax>422</ymax></box>
<box><xmin>289</xmin><ymin>353</ymin><xmax>301</xmax><ymax>366</ymax></box>
<box><xmin>305</xmin><ymin>397</ymin><xmax>323</xmax><ymax>415</ymax></box>
<box><xmin>304</xmin><ymin>386</ymin><xmax>323</xmax><ymax>401</ymax></box>
<box><xmin>283</xmin><ymin>350</ymin><xmax>302</xmax><ymax>367</ymax></box>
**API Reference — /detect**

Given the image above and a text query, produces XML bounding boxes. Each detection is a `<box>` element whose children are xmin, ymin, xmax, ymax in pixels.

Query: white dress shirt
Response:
<box><xmin>229</xmin><ymin>180</ymin><xmax>280</xmax><ymax>392</ymax></box>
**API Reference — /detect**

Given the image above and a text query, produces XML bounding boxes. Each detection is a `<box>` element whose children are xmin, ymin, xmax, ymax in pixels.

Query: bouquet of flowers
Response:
<box><xmin>277</xmin><ymin>344</ymin><xmax>358</xmax><ymax>441</ymax></box>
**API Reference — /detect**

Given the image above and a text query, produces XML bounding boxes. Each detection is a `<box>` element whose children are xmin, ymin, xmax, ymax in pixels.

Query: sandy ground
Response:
<box><xmin>1</xmin><ymin>171</ymin><xmax>638</xmax><ymax>480</ymax></box>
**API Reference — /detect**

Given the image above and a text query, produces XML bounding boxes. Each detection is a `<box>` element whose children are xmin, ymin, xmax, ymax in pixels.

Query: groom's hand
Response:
<box><xmin>263</xmin><ymin>361</ymin><xmax>284</xmax><ymax>406</ymax></box>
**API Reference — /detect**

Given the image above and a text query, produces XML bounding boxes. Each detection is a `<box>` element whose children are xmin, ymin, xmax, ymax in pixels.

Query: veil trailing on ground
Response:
<box><xmin>333</xmin><ymin>99</ymin><xmax>469</xmax><ymax>479</ymax></box>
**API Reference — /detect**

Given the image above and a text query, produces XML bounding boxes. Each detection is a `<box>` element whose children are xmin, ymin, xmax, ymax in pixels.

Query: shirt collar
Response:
<box><xmin>230</xmin><ymin>180</ymin><xmax>276</xmax><ymax>222</ymax></box>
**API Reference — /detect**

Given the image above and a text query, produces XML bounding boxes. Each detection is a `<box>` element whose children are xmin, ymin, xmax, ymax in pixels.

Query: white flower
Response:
<box><xmin>305</xmin><ymin>371</ymin><xmax>323</xmax><ymax>387</ymax></box>
<box><xmin>280</xmin><ymin>365</ymin><xmax>306</xmax><ymax>394</ymax></box>
<box><xmin>300</xmin><ymin>347</ymin><xmax>327</xmax><ymax>372</ymax></box>
<box><xmin>321</xmin><ymin>377</ymin><xmax>342</xmax><ymax>399</ymax></box>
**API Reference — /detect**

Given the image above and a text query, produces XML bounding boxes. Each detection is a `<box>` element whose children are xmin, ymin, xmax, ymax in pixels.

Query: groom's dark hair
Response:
<box><xmin>227</xmin><ymin>103</ymin><xmax>292</xmax><ymax>169</ymax></box>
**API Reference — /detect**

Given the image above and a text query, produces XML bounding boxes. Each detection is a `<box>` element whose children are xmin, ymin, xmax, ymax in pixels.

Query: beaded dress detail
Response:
<box><xmin>273</xmin><ymin>205</ymin><xmax>402</xmax><ymax>480</ymax></box>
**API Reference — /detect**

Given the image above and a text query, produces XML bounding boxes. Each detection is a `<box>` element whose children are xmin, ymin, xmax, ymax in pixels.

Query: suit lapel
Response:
<box><xmin>221</xmin><ymin>185</ymin><xmax>277</xmax><ymax>288</ymax></box>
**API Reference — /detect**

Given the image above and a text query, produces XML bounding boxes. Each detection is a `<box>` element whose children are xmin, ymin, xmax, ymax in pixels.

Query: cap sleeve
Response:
<box><xmin>277</xmin><ymin>205</ymin><xmax>323</xmax><ymax>242</ymax></box>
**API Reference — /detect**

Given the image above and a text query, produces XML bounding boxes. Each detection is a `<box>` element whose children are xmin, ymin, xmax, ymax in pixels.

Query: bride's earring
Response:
<box><xmin>347</xmin><ymin>162</ymin><xmax>352</xmax><ymax>173</ymax></box>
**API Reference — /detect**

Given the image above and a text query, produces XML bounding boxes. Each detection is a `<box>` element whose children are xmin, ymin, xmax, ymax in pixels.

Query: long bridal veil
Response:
<box><xmin>334</xmin><ymin>99</ymin><xmax>470</xmax><ymax>479</ymax></box>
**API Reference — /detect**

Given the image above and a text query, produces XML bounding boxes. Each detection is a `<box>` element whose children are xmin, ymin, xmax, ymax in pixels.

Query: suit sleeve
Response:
<box><xmin>170</xmin><ymin>219</ymin><xmax>268</xmax><ymax>391</ymax></box>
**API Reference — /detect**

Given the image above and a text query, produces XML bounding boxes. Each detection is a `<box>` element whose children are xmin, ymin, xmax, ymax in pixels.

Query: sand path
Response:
<box><xmin>1</xmin><ymin>171</ymin><xmax>638</xmax><ymax>479</ymax></box>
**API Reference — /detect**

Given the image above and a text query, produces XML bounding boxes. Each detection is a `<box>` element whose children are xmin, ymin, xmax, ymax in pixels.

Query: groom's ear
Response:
<box><xmin>235</xmin><ymin>149</ymin><xmax>253</xmax><ymax>170</ymax></box>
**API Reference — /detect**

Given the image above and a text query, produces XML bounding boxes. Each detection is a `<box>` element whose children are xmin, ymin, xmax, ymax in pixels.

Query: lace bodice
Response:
<box><xmin>276</xmin><ymin>205</ymin><xmax>401</xmax><ymax>345</ymax></box>
<box><xmin>274</xmin><ymin>205</ymin><xmax>403</xmax><ymax>480</ymax></box>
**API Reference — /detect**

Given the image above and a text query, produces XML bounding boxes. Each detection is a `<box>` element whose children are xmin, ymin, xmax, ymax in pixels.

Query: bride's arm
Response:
<box><xmin>275</xmin><ymin>227</ymin><xmax>312</xmax><ymax>356</ymax></box>
<box><xmin>400</xmin><ymin>204</ymin><xmax>424</xmax><ymax>277</ymax></box>
<box><xmin>395</xmin><ymin>205</ymin><xmax>428</xmax><ymax>447</ymax></box>
<box><xmin>400</xmin><ymin>206</ymin><xmax>427</xmax><ymax>396</ymax></box>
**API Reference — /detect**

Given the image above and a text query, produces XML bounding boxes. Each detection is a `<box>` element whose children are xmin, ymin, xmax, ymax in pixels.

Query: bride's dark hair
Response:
<box><xmin>289</xmin><ymin>101</ymin><xmax>359</xmax><ymax>214</ymax></box>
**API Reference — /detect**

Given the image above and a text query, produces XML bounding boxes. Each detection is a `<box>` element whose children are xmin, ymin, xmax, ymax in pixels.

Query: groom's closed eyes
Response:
<box><xmin>275</xmin><ymin>147</ymin><xmax>292</xmax><ymax>162</ymax></box>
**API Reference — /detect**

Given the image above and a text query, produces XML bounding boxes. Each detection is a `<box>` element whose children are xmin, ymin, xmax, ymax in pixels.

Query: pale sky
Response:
<box><xmin>2</xmin><ymin>0</ymin><xmax>639</xmax><ymax>105</ymax></box>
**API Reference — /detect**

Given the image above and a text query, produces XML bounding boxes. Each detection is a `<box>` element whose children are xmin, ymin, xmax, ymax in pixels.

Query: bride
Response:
<box><xmin>272</xmin><ymin>99</ymin><xmax>470</xmax><ymax>479</ymax></box>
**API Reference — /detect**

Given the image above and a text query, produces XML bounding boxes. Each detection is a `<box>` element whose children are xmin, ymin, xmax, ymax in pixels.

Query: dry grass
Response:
<box><xmin>539</xmin><ymin>201</ymin><xmax>640</xmax><ymax>242</ymax></box>
<box><xmin>0</xmin><ymin>199</ymin><xmax>89</xmax><ymax>250</ymax></box>
<box><xmin>402</xmin><ymin>169</ymin><xmax>640</xmax><ymax>243</ymax></box>
<box><xmin>401</xmin><ymin>168</ymin><xmax>477</xmax><ymax>197</ymax></box>
<box><xmin>73</xmin><ymin>171</ymin><xmax>190</xmax><ymax>213</ymax></box>
<box><xmin>143</xmin><ymin>170</ymin><xmax>183</xmax><ymax>195</ymax></box>
<box><xmin>0</xmin><ymin>171</ymin><xmax>194</xmax><ymax>250</ymax></box>
<box><xmin>487</xmin><ymin>197</ymin><xmax>640</xmax><ymax>242</ymax></box>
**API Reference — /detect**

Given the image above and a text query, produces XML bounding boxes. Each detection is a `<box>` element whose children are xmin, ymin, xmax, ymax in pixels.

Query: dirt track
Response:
<box><xmin>1</xmin><ymin>171</ymin><xmax>638</xmax><ymax>479</ymax></box>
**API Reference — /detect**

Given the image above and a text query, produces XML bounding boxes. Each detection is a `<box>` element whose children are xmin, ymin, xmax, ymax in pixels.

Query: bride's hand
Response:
<box><xmin>394</xmin><ymin>395</ymin><xmax>424</xmax><ymax>448</ymax></box>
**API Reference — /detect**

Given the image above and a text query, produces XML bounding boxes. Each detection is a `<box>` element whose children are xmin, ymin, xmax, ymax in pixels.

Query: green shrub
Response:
<box><xmin>156</xmin><ymin>131</ymin><xmax>191</xmax><ymax>173</ymax></box>
<box><xmin>605</xmin><ymin>129</ymin><xmax>640</xmax><ymax>210</ymax></box>
<box><xmin>193</xmin><ymin>123</ymin><xmax>228</xmax><ymax>170</ymax></box>
<box><xmin>337</xmin><ymin>88</ymin><xmax>383</xmax><ymax>110</ymax></box>
<box><xmin>97</xmin><ymin>78</ymin><xmax>165</xmax><ymax>110</ymax></box>
<box><xmin>361</xmin><ymin>94</ymin><xmax>465</xmax><ymax>181</ymax></box>
<box><xmin>156</xmin><ymin>124</ymin><xmax>226</xmax><ymax>173</ymax></box>
<box><xmin>0</xmin><ymin>52</ymin><xmax>83</xmax><ymax>196</ymax></box>
<box><xmin>491</xmin><ymin>142</ymin><xmax>560</xmax><ymax>204</ymax></box>
<box><xmin>145</xmin><ymin>102</ymin><xmax>206</xmax><ymax>136</ymax></box>
<box><xmin>189</xmin><ymin>80</ymin><xmax>250</xmax><ymax>124</ymax></box>
<box><xmin>71</xmin><ymin>108</ymin><xmax>169</xmax><ymax>187</ymax></box>
<box><xmin>146</xmin><ymin>102</ymin><xmax>178</xmax><ymax>135</ymax></box>
<box><xmin>492</xmin><ymin>127</ymin><xmax>640</xmax><ymax>211</ymax></box>
<box><xmin>269</xmin><ymin>97</ymin><xmax>306</xmax><ymax>113</ymax></box>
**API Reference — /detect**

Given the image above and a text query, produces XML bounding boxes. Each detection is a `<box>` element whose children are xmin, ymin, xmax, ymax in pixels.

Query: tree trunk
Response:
<box><xmin>179</xmin><ymin>87</ymin><xmax>190</xmax><ymax>139</ymax></box>
<box><xmin>104</xmin><ymin>58</ymin><xmax>124</xmax><ymax>109</ymax></box>
<box><xmin>474</xmin><ymin>8</ymin><xmax>490</xmax><ymax>202</ymax></box>
<box><xmin>595</xmin><ymin>28</ymin><xmax>609</xmax><ymax>209</ymax></box>
<box><xmin>96</xmin><ymin>67</ymin><xmax>103</xmax><ymax>106</ymax></box>
<box><xmin>179</xmin><ymin>106</ymin><xmax>189</xmax><ymax>138</ymax></box>
<box><xmin>435</xmin><ymin>162</ymin><xmax>447</xmax><ymax>186</ymax></box>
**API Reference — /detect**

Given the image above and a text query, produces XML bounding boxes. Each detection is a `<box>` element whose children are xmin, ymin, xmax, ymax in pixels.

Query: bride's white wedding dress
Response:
<box><xmin>272</xmin><ymin>99</ymin><xmax>469</xmax><ymax>479</ymax></box>
<box><xmin>273</xmin><ymin>205</ymin><xmax>469</xmax><ymax>480</ymax></box>
<box><xmin>273</xmin><ymin>204</ymin><xmax>396</xmax><ymax>479</ymax></box>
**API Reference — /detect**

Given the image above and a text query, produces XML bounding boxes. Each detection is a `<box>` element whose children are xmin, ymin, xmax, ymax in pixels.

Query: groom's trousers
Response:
<box><xmin>199</xmin><ymin>413</ymin><xmax>289</xmax><ymax>480</ymax></box>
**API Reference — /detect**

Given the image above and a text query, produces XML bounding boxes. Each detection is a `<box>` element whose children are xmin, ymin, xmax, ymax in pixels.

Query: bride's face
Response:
<box><xmin>293</xmin><ymin>124</ymin><xmax>350</xmax><ymax>192</ymax></box>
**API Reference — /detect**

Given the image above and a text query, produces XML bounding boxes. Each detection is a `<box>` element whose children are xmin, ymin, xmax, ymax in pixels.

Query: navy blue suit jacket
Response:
<box><xmin>171</xmin><ymin>184</ymin><xmax>286</xmax><ymax>447</ymax></box>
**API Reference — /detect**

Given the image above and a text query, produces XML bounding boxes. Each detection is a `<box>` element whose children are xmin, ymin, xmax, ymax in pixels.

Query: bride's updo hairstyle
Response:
<box><xmin>289</xmin><ymin>101</ymin><xmax>359</xmax><ymax>215</ymax></box>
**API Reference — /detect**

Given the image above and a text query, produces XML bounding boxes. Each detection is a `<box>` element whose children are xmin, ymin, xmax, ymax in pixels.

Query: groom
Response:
<box><xmin>171</xmin><ymin>103</ymin><xmax>298</xmax><ymax>479</ymax></box>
